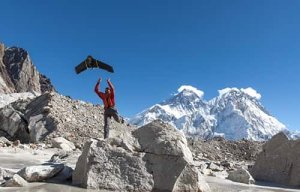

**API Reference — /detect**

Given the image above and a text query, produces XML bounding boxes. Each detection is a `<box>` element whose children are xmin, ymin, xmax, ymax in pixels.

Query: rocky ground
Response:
<box><xmin>188</xmin><ymin>137</ymin><xmax>264</xmax><ymax>179</ymax></box>
<box><xmin>0</xmin><ymin>91</ymin><xmax>130</xmax><ymax>147</ymax></box>
<box><xmin>0</xmin><ymin>138</ymin><xmax>299</xmax><ymax>192</ymax></box>
<box><xmin>188</xmin><ymin>137</ymin><xmax>264</xmax><ymax>162</ymax></box>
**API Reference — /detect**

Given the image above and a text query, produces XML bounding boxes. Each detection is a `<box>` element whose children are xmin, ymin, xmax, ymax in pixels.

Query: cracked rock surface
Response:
<box><xmin>73</xmin><ymin>120</ymin><xmax>210</xmax><ymax>192</ymax></box>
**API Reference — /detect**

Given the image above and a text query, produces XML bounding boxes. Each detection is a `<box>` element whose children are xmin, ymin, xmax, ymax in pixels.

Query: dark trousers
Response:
<box><xmin>103</xmin><ymin>107</ymin><xmax>122</xmax><ymax>139</ymax></box>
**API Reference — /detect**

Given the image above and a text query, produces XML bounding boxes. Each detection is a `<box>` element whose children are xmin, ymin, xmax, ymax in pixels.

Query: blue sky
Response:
<box><xmin>1</xmin><ymin>0</ymin><xmax>300</xmax><ymax>130</ymax></box>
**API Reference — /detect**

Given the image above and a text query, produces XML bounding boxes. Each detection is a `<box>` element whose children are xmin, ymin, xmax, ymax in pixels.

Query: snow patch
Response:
<box><xmin>160</xmin><ymin>105</ymin><xmax>183</xmax><ymax>119</ymax></box>
<box><xmin>0</xmin><ymin>92</ymin><xmax>39</xmax><ymax>108</ymax></box>
<box><xmin>0</xmin><ymin>76</ymin><xmax>7</xmax><ymax>87</ymax></box>
<box><xmin>218</xmin><ymin>87</ymin><xmax>261</xmax><ymax>100</ymax></box>
<box><xmin>177</xmin><ymin>85</ymin><xmax>204</xmax><ymax>98</ymax></box>
<box><xmin>218</xmin><ymin>88</ymin><xmax>240</xmax><ymax>96</ymax></box>
<box><xmin>241</xmin><ymin>87</ymin><xmax>261</xmax><ymax>100</ymax></box>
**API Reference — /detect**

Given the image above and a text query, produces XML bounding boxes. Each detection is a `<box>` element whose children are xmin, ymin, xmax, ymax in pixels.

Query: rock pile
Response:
<box><xmin>0</xmin><ymin>91</ymin><xmax>128</xmax><ymax>147</ymax></box>
<box><xmin>188</xmin><ymin>137</ymin><xmax>264</xmax><ymax>162</ymax></box>
<box><xmin>188</xmin><ymin>136</ymin><xmax>263</xmax><ymax>181</ymax></box>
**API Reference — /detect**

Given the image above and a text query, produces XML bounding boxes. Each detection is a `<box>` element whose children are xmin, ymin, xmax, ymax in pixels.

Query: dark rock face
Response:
<box><xmin>0</xmin><ymin>44</ymin><xmax>15</xmax><ymax>93</ymax></box>
<box><xmin>40</xmin><ymin>74</ymin><xmax>55</xmax><ymax>93</ymax></box>
<box><xmin>0</xmin><ymin>43</ymin><xmax>54</xmax><ymax>94</ymax></box>
<box><xmin>0</xmin><ymin>99</ymin><xmax>32</xmax><ymax>143</ymax></box>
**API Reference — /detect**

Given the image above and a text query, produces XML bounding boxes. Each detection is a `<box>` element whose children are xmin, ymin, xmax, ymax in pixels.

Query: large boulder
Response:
<box><xmin>0</xmin><ymin>137</ymin><xmax>11</xmax><ymax>147</ymax></box>
<box><xmin>47</xmin><ymin>166</ymin><xmax>73</xmax><ymax>183</ymax></box>
<box><xmin>51</xmin><ymin>137</ymin><xmax>75</xmax><ymax>151</ymax></box>
<box><xmin>73</xmin><ymin>138</ymin><xmax>153</xmax><ymax>191</ymax></box>
<box><xmin>73</xmin><ymin>120</ymin><xmax>210</xmax><ymax>191</ymax></box>
<box><xmin>133</xmin><ymin>120</ymin><xmax>209</xmax><ymax>191</ymax></box>
<box><xmin>227</xmin><ymin>168</ymin><xmax>255</xmax><ymax>184</ymax></box>
<box><xmin>3</xmin><ymin>174</ymin><xmax>28</xmax><ymax>187</ymax></box>
<box><xmin>17</xmin><ymin>164</ymin><xmax>64</xmax><ymax>182</ymax></box>
<box><xmin>49</xmin><ymin>150</ymin><xmax>82</xmax><ymax>169</ymax></box>
<box><xmin>0</xmin><ymin>99</ymin><xmax>33</xmax><ymax>142</ymax></box>
<box><xmin>251</xmin><ymin>132</ymin><xmax>300</xmax><ymax>187</ymax></box>
<box><xmin>0</xmin><ymin>105</ymin><xmax>30</xmax><ymax>142</ymax></box>
<box><xmin>0</xmin><ymin>168</ymin><xmax>15</xmax><ymax>184</ymax></box>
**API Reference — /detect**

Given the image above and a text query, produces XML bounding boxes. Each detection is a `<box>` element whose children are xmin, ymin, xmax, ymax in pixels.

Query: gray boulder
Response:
<box><xmin>49</xmin><ymin>150</ymin><xmax>81</xmax><ymax>169</ymax></box>
<box><xmin>133</xmin><ymin>120</ymin><xmax>210</xmax><ymax>192</ymax></box>
<box><xmin>0</xmin><ymin>168</ymin><xmax>15</xmax><ymax>184</ymax></box>
<box><xmin>0</xmin><ymin>137</ymin><xmax>11</xmax><ymax>147</ymax></box>
<box><xmin>3</xmin><ymin>174</ymin><xmax>28</xmax><ymax>187</ymax></box>
<box><xmin>0</xmin><ymin>105</ymin><xmax>30</xmax><ymax>142</ymax></box>
<box><xmin>17</xmin><ymin>164</ymin><xmax>64</xmax><ymax>182</ymax></box>
<box><xmin>251</xmin><ymin>132</ymin><xmax>300</xmax><ymax>187</ymax></box>
<box><xmin>73</xmin><ymin>139</ymin><xmax>153</xmax><ymax>191</ymax></box>
<box><xmin>51</xmin><ymin>137</ymin><xmax>75</xmax><ymax>151</ymax></box>
<box><xmin>73</xmin><ymin>120</ymin><xmax>210</xmax><ymax>192</ymax></box>
<box><xmin>47</xmin><ymin>166</ymin><xmax>73</xmax><ymax>182</ymax></box>
<box><xmin>0</xmin><ymin>98</ymin><xmax>33</xmax><ymax>142</ymax></box>
<box><xmin>227</xmin><ymin>168</ymin><xmax>255</xmax><ymax>184</ymax></box>
<box><xmin>208</xmin><ymin>162</ymin><xmax>223</xmax><ymax>172</ymax></box>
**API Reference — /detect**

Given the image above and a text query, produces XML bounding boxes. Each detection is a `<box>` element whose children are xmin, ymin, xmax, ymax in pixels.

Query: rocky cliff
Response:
<box><xmin>0</xmin><ymin>43</ymin><xmax>54</xmax><ymax>94</ymax></box>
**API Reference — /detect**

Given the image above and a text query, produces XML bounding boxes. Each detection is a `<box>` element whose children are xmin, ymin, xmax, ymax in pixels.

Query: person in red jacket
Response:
<box><xmin>94</xmin><ymin>77</ymin><xmax>123</xmax><ymax>139</ymax></box>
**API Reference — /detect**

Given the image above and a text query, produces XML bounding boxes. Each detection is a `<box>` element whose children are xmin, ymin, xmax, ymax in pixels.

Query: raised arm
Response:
<box><xmin>107</xmin><ymin>78</ymin><xmax>114</xmax><ymax>93</ymax></box>
<box><xmin>94</xmin><ymin>78</ymin><xmax>104</xmax><ymax>98</ymax></box>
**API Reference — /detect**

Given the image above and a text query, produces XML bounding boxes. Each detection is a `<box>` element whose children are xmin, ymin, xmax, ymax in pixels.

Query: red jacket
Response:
<box><xmin>94</xmin><ymin>80</ymin><xmax>115</xmax><ymax>109</ymax></box>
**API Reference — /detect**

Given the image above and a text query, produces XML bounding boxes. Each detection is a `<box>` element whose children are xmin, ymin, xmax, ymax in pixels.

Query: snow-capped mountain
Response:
<box><xmin>130</xmin><ymin>86</ymin><xmax>287</xmax><ymax>141</ymax></box>
<box><xmin>288</xmin><ymin>130</ymin><xmax>300</xmax><ymax>140</ymax></box>
<box><xmin>130</xmin><ymin>86</ymin><xmax>216</xmax><ymax>138</ymax></box>
<box><xmin>209</xmin><ymin>88</ymin><xmax>286</xmax><ymax>140</ymax></box>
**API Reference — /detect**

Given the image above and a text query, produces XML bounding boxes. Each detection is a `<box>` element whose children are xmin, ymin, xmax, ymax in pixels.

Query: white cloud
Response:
<box><xmin>218</xmin><ymin>87</ymin><xmax>239</xmax><ymax>96</ymax></box>
<box><xmin>218</xmin><ymin>87</ymin><xmax>261</xmax><ymax>100</ymax></box>
<box><xmin>177</xmin><ymin>85</ymin><xmax>204</xmax><ymax>98</ymax></box>
<box><xmin>241</xmin><ymin>87</ymin><xmax>261</xmax><ymax>100</ymax></box>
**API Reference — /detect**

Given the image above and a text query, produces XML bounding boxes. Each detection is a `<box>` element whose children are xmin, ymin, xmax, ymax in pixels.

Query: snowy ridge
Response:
<box><xmin>218</xmin><ymin>87</ymin><xmax>261</xmax><ymax>100</ymax></box>
<box><xmin>130</xmin><ymin>86</ymin><xmax>287</xmax><ymax>141</ymax></box>
<box><xmin>177</xmin><ymin>85</ymin><xmax>204</xmax><ymax>98</ymax></box>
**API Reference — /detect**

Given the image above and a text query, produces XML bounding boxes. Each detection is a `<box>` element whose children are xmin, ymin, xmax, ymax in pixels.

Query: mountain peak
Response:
<box><xmin>177</xmin><ymin>85</ymin><xmax>204</xmax><ymax>98</ymax></box>
<box><xmin>0</xmin><ymin>43</ymin><xmax>55</xmax><ymax>94</ymax></box>
<box><xmin>218</xmin><ymin>87</ymin><xmax>261</xmax><ymax>100</ymax></box>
